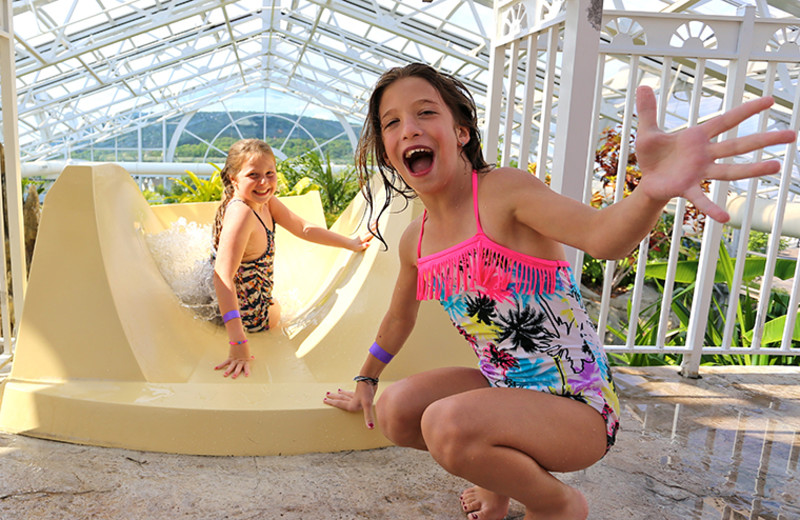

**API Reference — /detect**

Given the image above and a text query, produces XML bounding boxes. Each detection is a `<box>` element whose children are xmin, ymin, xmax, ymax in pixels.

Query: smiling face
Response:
<box><xmin>232</xmin><ymin>152</ymin><xmax>278</xmax><ymax>207</ymax></box>
<box><xmin>378</xmin><ymin>76</ymin><xmax>470</xmax><ymax>192</ymax></box>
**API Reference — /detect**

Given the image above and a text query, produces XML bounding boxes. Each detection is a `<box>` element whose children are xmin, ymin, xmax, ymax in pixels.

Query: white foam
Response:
<box><xmin>145</xmin><ymin>218</ymin><xmax>219</xmax><ymax>320</ymax></box>
<box><xmin>145</xmin><ymin>217</ymin><xmax>300</xmax><ymax>323</ymax></box>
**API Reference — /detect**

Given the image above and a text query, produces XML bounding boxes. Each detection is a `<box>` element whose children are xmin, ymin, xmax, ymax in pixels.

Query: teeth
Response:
<box><xmin>404</xmin><ymin>148</ymin><xmax>429</xmax><ymax>159</ymax></box>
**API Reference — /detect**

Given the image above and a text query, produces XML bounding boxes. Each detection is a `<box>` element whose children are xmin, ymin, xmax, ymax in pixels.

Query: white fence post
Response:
<box><xmin>549</xmin><ymin>0</ymin><xmax>601</xmax><ymax>270</ymax></box>
<box><xmin>680</xmin><ymin>6</ymin><xmax>756</xmax><ymax>378</ymax></box>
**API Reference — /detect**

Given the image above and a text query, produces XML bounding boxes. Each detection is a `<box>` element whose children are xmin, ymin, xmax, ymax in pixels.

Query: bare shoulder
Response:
<box><xmin>397</xmin><ymin>215</ymin><xmax>423</xmax><ymax>266</ymax></box>
<box><xmin>222</xmin><ymin>200</ymin><xmax>256</xmax><ymax>231</ymax></box>
<box><xmin>267</xmin><ymin>196</ymin><xmax>289</xmax><ymax>214</ymax></box>
<box><xmin>479</xmin><ymin>166</ymin><xmax>547</xmax><ymax>193</ymax></box>
<box><xmin>478</xmin><ymin>167</ymin><xmax>552</xmax><ymax>217</ymax></box>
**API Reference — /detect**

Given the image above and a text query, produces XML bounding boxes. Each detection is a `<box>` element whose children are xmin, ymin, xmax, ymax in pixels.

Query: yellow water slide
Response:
<box><xmin>0</xmin><ymin>163</ymin><xmax>473</xmax><ymax>455</ymax></box>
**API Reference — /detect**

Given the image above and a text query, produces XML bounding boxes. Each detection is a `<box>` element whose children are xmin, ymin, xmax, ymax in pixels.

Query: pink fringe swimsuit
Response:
<box><xmin>416</xmin><ymin>171</ymin><xmax>620</xmax><ymax>450</ymax></box>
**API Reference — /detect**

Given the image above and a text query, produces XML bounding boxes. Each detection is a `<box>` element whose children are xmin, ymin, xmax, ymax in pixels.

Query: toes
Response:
<box><xmin>461</xmin><ymin>496</ymin><xmax>479</xmax><ymax>512</ymax></box>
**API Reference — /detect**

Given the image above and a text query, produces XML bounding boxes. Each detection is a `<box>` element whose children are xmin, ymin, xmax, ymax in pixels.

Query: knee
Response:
<box><xmin>420</xmin><ymin>399</ymin><xmax>478</xmax><ymax>473</ymax></box>
<box><xmin>375</xmin><ymin>382</ymin><xmax>425</xmax><ymax>448</ymax></box>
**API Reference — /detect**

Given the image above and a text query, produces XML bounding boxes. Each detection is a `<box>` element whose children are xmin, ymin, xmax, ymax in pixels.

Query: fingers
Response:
<box><xmin>700</xmin><ymin>96</ymin><xmax>776</xmax><ymax>139</ymax></box>
<box><xmin>704</xmin><ymin>159</ymin><xmax>783</xmax><ymax>182</ymax></box>
<box><xmin>215</xmin><ymin>357</ymin><xmax>253</xmax><ymax>378</ymax></box>
<box><xmin>685</xmin><ymin>185</ymin><xmax>729</xmax><ymax>223</ymax></box>
<box><xmin>368</xmin><ymin>221</ymin><xmax>380</xmax><ymax>235</ymax></box>
<box><xmin>323</xmin><ymin>389</ymin><xmax>360</xmax><ymax>411</ymax></box>
<box><xmin>635</xmin><ymin>85</ymin><xmax>658</xmax><ymax>132</ymax></box>
<box><xmin>323</xmin><ymin>388</ymin><xmax>376</xmax><ymax>429</ymax></box>
<box><xmin>710</xmin><ymin>129</ymin><xmax>797</xmax><ymax>160</ymax></box>
<box><xmin>362</xmin><ymin>400</ymin><xmax>376</xmax><ymax>430</ymax></box>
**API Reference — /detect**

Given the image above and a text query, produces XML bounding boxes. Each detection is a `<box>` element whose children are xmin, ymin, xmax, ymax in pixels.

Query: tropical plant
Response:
<box><xmin>169</xmin><ymin>165</ymin><xmax>223</xmax><ymax>203</ymax></box>
<box><xmin>608</xmin><ymin>241</ymin><xmax>800</xmax><ymax>367</ymax></box>
<box><xmin>591</xmin><ymin>125</ymin><xmax>798</xmax><ymax>367</ymax></box>
<box><xmin>278</xmin><ymin>151</ymin><xmax>360</xmax><ymax>226</ymax></box>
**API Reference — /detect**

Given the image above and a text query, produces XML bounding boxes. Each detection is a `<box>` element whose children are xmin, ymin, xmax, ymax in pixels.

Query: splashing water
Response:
<box><xmin>145</xmin><ymin>218</ymin><xmax>220</xmax><ymax>321</ymax></box>
<box><xmin>145</xmin><ymin>218</ymin><xmax>303</xmax><ymax>324</ymax></box>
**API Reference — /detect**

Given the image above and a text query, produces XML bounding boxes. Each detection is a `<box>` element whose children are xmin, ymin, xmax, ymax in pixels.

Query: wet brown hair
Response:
<box><xmin>355</xmin><ymin>62</ymin><xmax>491</xmax><ymax>248</ymax></box>
<box><xmin>212</xmin><ymin>139</ymin><xmax>276</xmax><ymax>250</ymax></box>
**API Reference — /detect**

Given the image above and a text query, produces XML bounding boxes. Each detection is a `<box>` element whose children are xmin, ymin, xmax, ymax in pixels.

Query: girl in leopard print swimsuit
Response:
<box><xmin>211</xmin><ymin>139</ymin><xmax>374</xmax><ymax>379</ymax></box>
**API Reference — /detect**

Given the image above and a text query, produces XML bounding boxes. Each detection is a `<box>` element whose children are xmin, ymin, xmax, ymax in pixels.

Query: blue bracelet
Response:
<box><xmin>222</xmin><ymin>309</ymin><xmax>241</xmax><ymax>323</ymax></box>
<box><xmin>369</xmin><ymin>342</ymin><xmax>394</xmax><ymax>364</ymax></box>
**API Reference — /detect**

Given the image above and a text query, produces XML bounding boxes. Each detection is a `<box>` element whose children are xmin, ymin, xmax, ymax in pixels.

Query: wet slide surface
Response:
<box><xmin>0</xmin><ymin>164</ymin><xmax>474</xmax><ymax>455</ymax></box>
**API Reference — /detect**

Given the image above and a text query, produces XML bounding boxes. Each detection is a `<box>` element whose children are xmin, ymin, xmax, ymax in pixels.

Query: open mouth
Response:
<box><xmin>404</xmin><ymin>147</ymin><xmax>434</xmax><ymax>175</ymax></box>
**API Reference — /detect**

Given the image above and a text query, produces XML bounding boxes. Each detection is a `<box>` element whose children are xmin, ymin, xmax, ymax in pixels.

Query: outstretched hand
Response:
<box><xmin>634</xmin><ymin>86</ymin><xmax>797</xmax><ymax>222</ymax></box>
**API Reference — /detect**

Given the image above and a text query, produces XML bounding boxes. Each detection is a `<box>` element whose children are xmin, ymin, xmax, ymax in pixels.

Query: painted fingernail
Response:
<box><xmin>367</xmin><ymin>423</ymin><xmax>374</xmax><ymax>429</ymax></box>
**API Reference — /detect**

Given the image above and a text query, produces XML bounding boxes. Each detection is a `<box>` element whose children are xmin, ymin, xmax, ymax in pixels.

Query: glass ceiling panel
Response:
<box><xmin>3</xmin><ymin>0</ymin><xmax>796</xmax><ymax>169</ymax></box>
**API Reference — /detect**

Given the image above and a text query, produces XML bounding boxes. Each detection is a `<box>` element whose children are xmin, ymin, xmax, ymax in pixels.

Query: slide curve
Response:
<box><xmin>0</xmin><ymin>163</ymin><xmax>474</xmax><ymax>455</ymax></box>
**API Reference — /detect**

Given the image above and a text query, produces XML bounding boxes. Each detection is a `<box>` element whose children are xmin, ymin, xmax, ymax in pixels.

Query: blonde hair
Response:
<box><xmin>212</xmin><ymin>139</ymin><xmax>276</xmax><ymax>250</ymax></box>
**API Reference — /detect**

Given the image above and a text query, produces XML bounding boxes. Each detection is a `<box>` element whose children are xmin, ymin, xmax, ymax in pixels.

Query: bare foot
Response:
<box><xmin>460</xmin><ymin>486</ymin><xmax>510</xmax><ymax>520</ymax></box>
<box><xmin>521</xmin><ymin>486</ymin><xmax>588</xmax><ymax>520</ymax></box>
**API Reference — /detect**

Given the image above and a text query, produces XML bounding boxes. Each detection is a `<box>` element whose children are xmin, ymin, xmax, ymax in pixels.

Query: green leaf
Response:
<box><xmin>743</xmin><ymin>313</ymin><xmax>800</xmax><ymax>346</ymax></box>
<box><xmin>645</xmin><ymin>256</ymin><xmax>798</xmax><ymax>284</ymax></box>
<box><xmin>644</xmin><ymin>261</ymin><xmax>703</xmax><ymax>283</ymax></box>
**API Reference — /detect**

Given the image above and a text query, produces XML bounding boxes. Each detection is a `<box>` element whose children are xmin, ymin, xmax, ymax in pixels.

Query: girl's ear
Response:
<box><xmin>457</xmin><ymin>126</ymin><xmax>470</xmax><ymax>146</ymax></box>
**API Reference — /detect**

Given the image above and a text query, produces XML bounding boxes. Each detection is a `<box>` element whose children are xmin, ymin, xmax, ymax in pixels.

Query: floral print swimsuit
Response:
<box><xmin>416</xmin><ymin>172</ymin><xmax>620</xmax><ymax>450</ymax></box>
<box><xmin>230</xmin><ymin>199</ymin><xmax>275</xmax><ymax>332</ymax></box>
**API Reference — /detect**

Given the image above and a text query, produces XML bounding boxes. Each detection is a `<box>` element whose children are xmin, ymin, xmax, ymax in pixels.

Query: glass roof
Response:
<box><xmin>4</xmin><ymin>0</ymin><xmax>798</xmax><ymax>163</ymax></box>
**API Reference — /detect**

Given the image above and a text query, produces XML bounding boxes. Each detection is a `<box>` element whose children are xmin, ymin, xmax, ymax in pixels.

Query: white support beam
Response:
<box><xmin>0</xmin><ymin>0</ymin><xmax>27</xmax><ymax>340</ymax></box>
<box><xmin>549</xmin><ymin>0</ymin><xmax>601</xmax><ymax>269</ymax></box>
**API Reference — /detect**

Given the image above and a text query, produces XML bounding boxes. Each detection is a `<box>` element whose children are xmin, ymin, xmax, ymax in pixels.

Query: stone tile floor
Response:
<box><xmin>0</xmin><ymin>365</ymin><xmax>798</xmax><ymax>520</ymax></box>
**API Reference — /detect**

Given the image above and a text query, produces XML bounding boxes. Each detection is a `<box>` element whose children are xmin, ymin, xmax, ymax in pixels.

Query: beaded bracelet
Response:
<box><xmin>229</xmin><ymin>339</ymin><xmax>248</xmax><ymax>346</ymax></box>
<box><xmin>369</xmin><ymin>342</ymin><xmax>394</xmax><ymax>364</ymax></box>
<box><xmin>353</xmin><ymin>375</ymin><xmax>379</xmax><ymax>385</ymax></box>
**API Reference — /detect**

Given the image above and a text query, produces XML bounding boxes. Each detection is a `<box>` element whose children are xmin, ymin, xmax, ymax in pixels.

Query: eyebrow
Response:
<box><xmin>380</xmin><ymin>97</ymin><xmax>440</xmax><ymax>120</ymax></box>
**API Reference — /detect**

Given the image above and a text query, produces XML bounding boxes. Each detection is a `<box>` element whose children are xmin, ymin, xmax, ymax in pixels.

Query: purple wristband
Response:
<box><xmin>369</xmin><ymin>342</ymin><xmax>394</xmax><ymax>364</ymax></box>
<box><xmin>222</xmin><ymin>310</ymin><xmax>241</xmax><ymax>323</ymax></box>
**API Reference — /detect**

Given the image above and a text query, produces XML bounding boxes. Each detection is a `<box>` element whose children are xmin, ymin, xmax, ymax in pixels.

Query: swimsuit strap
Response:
<box><xmin>471</xmin><ymin>170</ymin><xmax>483</xmax><ymax>235</ymax></box>
<box><xmin>229</xmin><ymin>198</ymin><xmax>274</xmax><ymax>232</ymax></box>
<box><xmin>417</xmin><ymin>210</ymin><xmax>427</xmax><ymax>259</ymax></box>
<box><xmin>250</xmin><ymin>209</ymin><xmax>273</xmax><ymax>233</ymax></box>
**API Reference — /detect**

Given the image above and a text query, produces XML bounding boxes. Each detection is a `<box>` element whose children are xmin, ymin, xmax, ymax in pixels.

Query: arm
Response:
<box><xmin>510</xmin><ymin>86</ymin><xmax>796</xmax><ymax>260</ymax></box>
<box><xmin>323</xmin><ymin>221</ymin><xmax>422</xmax><ymax>428</ymax></box>
<box><xmin>269</xmin><ymin>196</ymin><xmax>373</xmax><ymax>252</ymax></box>
<box><xmin>212</xmin><ymin>204</ymin><xmax>254</xmax><ymax>378</ymax></box>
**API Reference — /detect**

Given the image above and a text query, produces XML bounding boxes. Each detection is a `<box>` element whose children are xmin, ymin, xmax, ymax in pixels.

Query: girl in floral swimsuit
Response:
<box><xmin>323</xmin><ymin>63</ymin><xmax>794</xmax><ymax>519</ymax></box>
<box><xmin>211</xmin><ymin>139</ymin><xmax>374</xmax><ymax>379</ymax></box>
<box><xmin>417</xmin><ymin>170</ymin><xmax>620</xmax><ymax>451</ymax></box>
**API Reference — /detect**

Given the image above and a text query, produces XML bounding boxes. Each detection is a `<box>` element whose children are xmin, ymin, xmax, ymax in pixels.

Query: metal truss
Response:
<box><xmin>3</xmin><ymin>0</ymin><xmax>798</xmax><ymax>167</ymax></box>
<box><xmin>6</xmin><ymin>0</ymin><xmax>494</xmax><ymax>162</ymax></box>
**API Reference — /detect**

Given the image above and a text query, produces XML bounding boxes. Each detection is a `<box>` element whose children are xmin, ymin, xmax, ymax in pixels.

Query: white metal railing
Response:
<box><xmin>486</xmin><ymin>1</ymin><xmax>800</xmax><ymax>378</ymax></box>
